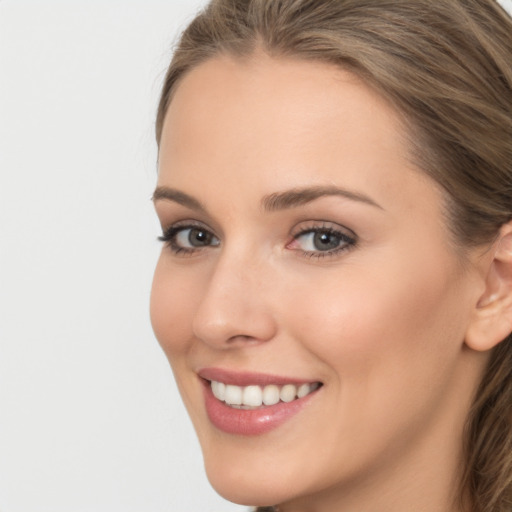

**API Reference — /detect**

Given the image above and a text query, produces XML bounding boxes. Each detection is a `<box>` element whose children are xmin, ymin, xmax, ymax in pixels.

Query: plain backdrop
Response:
<box><xmin>0</xmin><ymin>1</ymin><xmax>243</xmax><ymax>511</ymax></box>
<box><xmin>0</xmin><ymin>1</ymin><xmax>511</xmax><ymax>511</ymax></box>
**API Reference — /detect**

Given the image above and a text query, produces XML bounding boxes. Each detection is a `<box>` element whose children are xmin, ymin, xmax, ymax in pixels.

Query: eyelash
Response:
<box><xmin>288</xmin><ymin>222</ymin><xmax>357</xmax><ymax>259</ymax></box>
<box><xmin>158</xmin><ymin>221</ymin><xmax>357</xmax><ymax>259</ymax></box>
<box><xmin>158</xmin><ymin>221</ymin><xmax>219</xmax><ymax>256</ymax></box>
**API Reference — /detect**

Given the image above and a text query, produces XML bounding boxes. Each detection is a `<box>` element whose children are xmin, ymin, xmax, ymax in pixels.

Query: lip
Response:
<box><xmin>198</xmin><ymin>368</ymin><xmax>322</xmax><ymax>436</ymax></box>
<box><xmin>198</xmin><ymin>367</ymin><xmax>316</xmax><ymax>387</ymax></box>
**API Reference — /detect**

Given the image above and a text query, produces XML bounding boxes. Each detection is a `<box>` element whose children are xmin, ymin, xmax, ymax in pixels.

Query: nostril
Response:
<box><xmin>226</xmin><ymin>334</ymin><xmax>262</xmax><ymax>344</ymax></box>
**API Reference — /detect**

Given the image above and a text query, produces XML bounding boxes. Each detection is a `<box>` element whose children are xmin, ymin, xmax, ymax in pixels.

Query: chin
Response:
<box><xmin>203</xmin><ymin>450</ymin><xmax>300</xmax><ymax>508</ymax></box>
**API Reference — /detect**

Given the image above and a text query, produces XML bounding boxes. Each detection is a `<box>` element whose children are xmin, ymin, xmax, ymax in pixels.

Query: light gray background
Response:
<box><xmin>0</xmin><ymin>1</ymin><xmax>511</xmax><ymax>511</ymax></box>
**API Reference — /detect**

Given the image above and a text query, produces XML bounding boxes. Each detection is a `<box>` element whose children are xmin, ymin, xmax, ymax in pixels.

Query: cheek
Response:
<box><xmin>150</xmin><ymin>256</ymin><xmax>199</xmax><ymax>358</ymax></box>
<box><xmin>150</xmin><ymin>256</ymin><xmax>208</xmax><ymax>421</ymax></box>
<box><xmin>274</xmin><ymin>256</ymin><xmax>472</xmax><ymax>471</ymax></box>
<box><xmin>285</xmin><ymin>255</ymin><xmax>469</xmax><ymax>398</ymax></box>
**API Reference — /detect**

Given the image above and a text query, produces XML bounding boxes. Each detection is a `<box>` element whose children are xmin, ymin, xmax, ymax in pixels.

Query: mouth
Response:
<box><xmin>209</xmin><ymin>380</ymin><xmax>322</xmax><ymax>409</ymax></box>
<box><xmin>198</xmin><ymin>368</ymin><xmax>323</xmax><ymax>435</ymax></box>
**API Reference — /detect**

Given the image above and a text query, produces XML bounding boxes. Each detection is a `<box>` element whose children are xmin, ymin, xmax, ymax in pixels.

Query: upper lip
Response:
<box><xmin>198</xmin><ymin>367</ymin><xmax>321</xmax><ymax>387</ymax></box>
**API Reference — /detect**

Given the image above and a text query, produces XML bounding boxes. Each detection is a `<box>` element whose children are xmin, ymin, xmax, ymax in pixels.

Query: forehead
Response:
<box><xmin>161</xmin><ymin>53</ymin><xmax>406</xmax><ymax>155</ymax></box>
<box><xmin>158</xmin><ymin>53</ymin><xmax>431</xmax><ymax>215</ymax></box>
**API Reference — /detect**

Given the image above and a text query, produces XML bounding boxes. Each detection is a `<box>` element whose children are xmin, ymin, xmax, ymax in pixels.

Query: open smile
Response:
<box><xmin>210</xmin><ymin>380</ymin><xmax>321</xmax><ymax>409</ymax></box>
<box><xmin>198</xmin><ymin>369</ymin><xmax>323</xmax><ymax>435</ymax></box>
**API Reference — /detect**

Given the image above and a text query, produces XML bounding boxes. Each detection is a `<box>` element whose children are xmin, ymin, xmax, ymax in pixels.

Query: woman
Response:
<box><xmin>150</xmin><ymin>1</ymin><xmax>512</xmax><ymax>511</ymax></box>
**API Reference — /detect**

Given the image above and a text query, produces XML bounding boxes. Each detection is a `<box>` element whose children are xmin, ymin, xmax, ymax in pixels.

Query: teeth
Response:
<box><xmin>280</xmin><ymin>384</ymin><xmax>297</xmax><ymax>403</ymax></box>
<box><xmin>210</xmin><ymin>380</ymin><xmax>320</xmax><ymax>408</ymax></box>
<box><xmin>297</xmin><ymin>383</ymin><xmax>311</xmax><ymax>398</ymax></box>
<box><xmin>262</xmin><ymin>384</ymin><xmax>280</xmax><ymax>406</ymax></box>
<box><xmin>243</xmin><ymin>385</ymin><xmax>263</xmax><ymax>407</ymax></box>
<box><xmin>211</xmin><ymin>380</ymin><xmax>226</xmax><ymax>401</ymax></box>
<box><xmin>224</xmin><ymin>385</ymin><xmax>242</xmax><ymax>405</ymax></box>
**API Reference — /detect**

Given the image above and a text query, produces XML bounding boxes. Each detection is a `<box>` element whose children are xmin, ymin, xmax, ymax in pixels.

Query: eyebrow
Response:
<box><xmin>261</xmin><ymin>185</ymin><xmax>383</xmax><ymax>211</ymax></box>
<box><xmin>152</xmin><ymin>186</ymin><xmax>206</xmax><ymax>212</ymax></box>
<box><xmin>152</xmin><ymin>184</ymin><xmax>383</xmax><ymax>213</ymax></box>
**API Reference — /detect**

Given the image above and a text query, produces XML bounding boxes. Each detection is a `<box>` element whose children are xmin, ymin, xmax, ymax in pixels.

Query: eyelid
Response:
<box><xmin>158</xmin><ymin>219</ymin><xmax>204</xmax><ymax>241</ymax></box>
<box><xmin>288</xmin><ymin>220</ymin><xmax>358</xmax><ymax>259</ymax></box>
<box><xmin>290</xmin><ymin>220</ymin><xmax>357</xmax><ymax>240</ymax></box>
<box><xmin>154</xmin><ymin>202</ymin><xmax>223</xmax><ymax>236</ymax></box>
<box><xmin>158</xmin><ymin>220</ymin><xmax>220</xmax><ymax>255</ymax></box>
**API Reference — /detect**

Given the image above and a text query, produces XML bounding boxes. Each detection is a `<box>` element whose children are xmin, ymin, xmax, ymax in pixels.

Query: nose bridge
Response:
<box><xmin>191</xmin><ymin>244</ymin><xmax>276</xmax><ymax>347</ymax></box>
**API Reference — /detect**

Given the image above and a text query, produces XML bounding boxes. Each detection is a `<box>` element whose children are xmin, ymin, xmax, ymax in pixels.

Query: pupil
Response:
<box><xmin>314</xmin><ymin>231</ymin><xmax>340</xmax><ymax>251</ymax></box>
<box><xmin>190</xmin><ymin>228</ymin><xmax>209</xmax><ymax>247</ymax></box>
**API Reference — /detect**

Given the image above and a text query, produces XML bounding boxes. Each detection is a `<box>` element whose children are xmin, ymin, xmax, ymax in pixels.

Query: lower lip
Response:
<box><xmin>203</xmin><ymin>382</ymin><xmax>318</xmax><ymax>436</ymax></box>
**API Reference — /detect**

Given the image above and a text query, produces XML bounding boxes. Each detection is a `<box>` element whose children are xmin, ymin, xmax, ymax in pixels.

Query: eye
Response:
<box><xmin>175</xmin><ymin>227</ymin><xmax>217</xmax><ymax>248</ymax></box>
<box><xmin>159</xmin><ymin>223</ymin><xmax>220</xmax><ymax>254</ymax></box>
<box><xmin>297</xmin><ymin>231</ymin><xmax>343</xmax><ymax>251</ymax></box>
<box><xmin>288</xmin><ymin>223</ymin><xmax>357</xmax><ymax>258</ymax></box>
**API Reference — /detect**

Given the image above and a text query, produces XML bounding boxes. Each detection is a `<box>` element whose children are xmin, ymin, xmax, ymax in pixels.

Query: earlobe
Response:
<box><xmin>465</xmin><ymin>223</ymin><xmax>512</xmax><ymax>352</ymax></box>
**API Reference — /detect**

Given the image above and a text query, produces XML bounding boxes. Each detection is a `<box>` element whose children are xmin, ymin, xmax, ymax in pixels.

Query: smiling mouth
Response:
<box><xmin>209</xmin><ymin>380</ymin><xmax>322</xmax><ymax>409</ymax></box>
<box><xmin>200</xmin><ymin>370</ymin><xmax>324</xmax><ymax>434</ymax></box>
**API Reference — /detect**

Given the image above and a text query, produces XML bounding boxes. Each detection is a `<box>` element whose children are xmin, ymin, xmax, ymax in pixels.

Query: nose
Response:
<box><xmin>191</xmin><ymin>250</ymin><xmax>278</xmax><ymax>349</ymax></box>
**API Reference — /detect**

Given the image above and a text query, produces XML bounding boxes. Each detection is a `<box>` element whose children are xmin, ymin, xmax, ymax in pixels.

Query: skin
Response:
<box><xmin>151</xmin><ymin>54</ymin><xmax>493</xmax><ymax>512</ymax></box>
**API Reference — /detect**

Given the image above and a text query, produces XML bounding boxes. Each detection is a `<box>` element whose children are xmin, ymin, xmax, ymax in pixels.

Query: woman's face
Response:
<box><xmin>151</xmin><ymin>55</ymin><xmax>486</xmax><ymax>509</ymax></box>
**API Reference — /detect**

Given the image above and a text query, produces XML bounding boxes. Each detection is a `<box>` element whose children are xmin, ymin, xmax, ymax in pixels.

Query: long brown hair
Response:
<box><xmin>156</xmin><ymin>1</ymin><xmax>512</xmax><ymax>510</ymax></box>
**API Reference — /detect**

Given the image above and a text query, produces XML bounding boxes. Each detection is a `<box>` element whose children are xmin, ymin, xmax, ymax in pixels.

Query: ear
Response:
<box><xmin>465</xmin><ymin>222</ymin><xmax>512</xmax><ymax>352</ymax></box>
